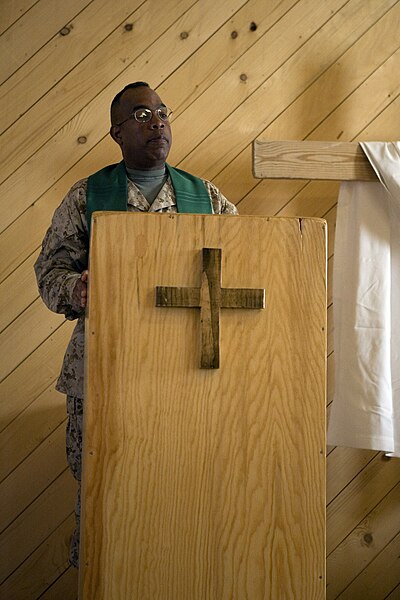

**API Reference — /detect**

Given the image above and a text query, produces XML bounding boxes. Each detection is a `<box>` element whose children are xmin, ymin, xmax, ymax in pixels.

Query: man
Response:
<box><xmin>34</xmin><ymin>81</ymin><xmax>238</xmax><ymax>568</ymax></box>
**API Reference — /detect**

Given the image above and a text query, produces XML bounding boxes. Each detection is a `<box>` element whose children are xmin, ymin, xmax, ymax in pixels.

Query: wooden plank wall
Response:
<box><xmin>1</xmin><ymin>0</ymin><xmax>399</xmax><ymax>598</ymax></box>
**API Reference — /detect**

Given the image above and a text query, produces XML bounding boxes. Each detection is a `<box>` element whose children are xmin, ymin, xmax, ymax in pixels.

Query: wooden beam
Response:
<box><xmin>253</xmin><ymin>140</ymin><xmax>378</xmax><ymax>181</ymax></box>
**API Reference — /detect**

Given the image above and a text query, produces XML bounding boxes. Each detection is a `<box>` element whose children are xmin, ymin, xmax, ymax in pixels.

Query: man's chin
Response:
<box><xmin>148</xmin><ymin>147</ymin><xmax>170</xmax><ymax>165</ymax></box>
<box><xmin>124</xmin><ymin>146</ymin><xmax>170</xmax><ymax>169</ymax></box>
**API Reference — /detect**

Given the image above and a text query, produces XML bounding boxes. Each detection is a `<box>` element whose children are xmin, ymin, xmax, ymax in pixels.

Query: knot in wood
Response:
<box><xmin>250</xmin><ymin>21</ymin><xmax>257</xmax><ymax>31</ymax></box>
<box><xmin>124</xmin><ymin>23</ymin><xmax>133</xmax><ymax>31</ymax></box>
<box><xmin>77</xmin><ymin>136</ymin><xmax>87</xmax><ymax>144</ymax></box>
<box><xmin>240</xmin><ymin>73</ymin><xmax>248</xmax><ymax>82</ymax></box>
<box><xmin>231</xmin><ymin>30</ymin><xmax>238</xmax><ymax>39</ymax></box>
<box><xmin>180</xmin><ymin>31</ymin><xmax>189</xmax><ymax>40</ymax></box>
<box><xmin>363</xmin><ymin>533</ymin><xmax>373</xmax><ymax>545</ymax></box>
<box><xmin>60</xmin><ymin>25</ymin><xmax>71</xmax><ymax>36</ymax></box>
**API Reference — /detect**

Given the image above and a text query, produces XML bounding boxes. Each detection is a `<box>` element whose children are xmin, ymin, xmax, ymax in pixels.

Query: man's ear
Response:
<box><xmin>110</xmin><ymin>125</ymin><xmax>123</xmax><ymax>146</ymax></box>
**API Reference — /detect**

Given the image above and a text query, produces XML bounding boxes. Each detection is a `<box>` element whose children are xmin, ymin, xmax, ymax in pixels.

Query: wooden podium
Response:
<box><xmin>80</xmin><ymin>213</ymin><xmax>327</xmax><ymax>599</ymax></box>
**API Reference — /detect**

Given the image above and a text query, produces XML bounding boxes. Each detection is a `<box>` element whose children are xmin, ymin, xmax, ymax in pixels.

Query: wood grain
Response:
<box><xmin>0</xmin><ymin>298</ymin><xmax>64</xmax><ymax>382</ymax></box>
<box><xmin>0</xmin><ymin>322</ymin><xmax>73</xmax><ymax>427</ymax></box>
<box><xmin>0</xmin><ymin>0</ymin><xmax>90</xmax><ymax>84</ymax></box>
<box><xmin>2</xmin><ymin>0</ymin><xmax>400</xmax><ymax>597</ymax></box>
<box><xmin>215</xmin><ymin>3</ymin><xmax>400</xmax><ymax>205</ymax></box>
<box><xmin>157</xmin><ymin>0</ymin><xmax>297</xmax><ymax>115</ymax></box>
<box><xmin>336</xmin><ymin>531</ymin><xmax>400</xmax><ymax>599</ymax></box>
<box><xmin>327</xmin><ymin>481</ymin><xmax>400</xmax><ymax>598</ymax></box>
<box><xmin>0</xmin><ymin>0</ymin><xmax>36</xmax><ymax>36</ymax></box>
<box><xmin>0</xmin><ymin>251</ymin><xmax>38</xmax><ymax>331</ymax></box>
<box><xmin>0</xmin><ymin>0</ymin><xmax>245</xmax><ymax>215</ymax></box>
<box><xmin>327</xmin><ymin>453</ymin><xmax>400</xmax><ymax>554</ymax></box>
<box><xmin>177</xmin><ymin>0</ymin><xmax>392</xmax><ymax>179</ymax></box>
<box><xmin>171</xmin><ymin>0</ymin><xmax>349</xmax><ymax>171</ymax></box>
<box><xmin>253</xmin><ymin>141</ymin><xmax>378</xmax><ymax>180</ymax></box>
<box><xmin>82</xmin><ymin>213</ymin><xmax>326</xmax><ymax>599</ymax></box>
<box><xmin>326</xmin><ymin>447</ymin><xmax>376</xmax><ymax>505</ymax></box>
<box><xmin>0</xmin><ymin>0</ymin><xmax>142</xmax><ymax>133</ymax></box>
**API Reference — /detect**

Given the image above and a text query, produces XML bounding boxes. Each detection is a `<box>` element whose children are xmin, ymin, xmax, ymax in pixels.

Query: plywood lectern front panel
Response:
<box><xmin>81</xmin><ymin>214</ymin><xmax>326</xmax><ymax>599</ymax></box>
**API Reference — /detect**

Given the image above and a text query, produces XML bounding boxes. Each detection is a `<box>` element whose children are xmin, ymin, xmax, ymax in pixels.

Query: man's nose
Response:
<box><xmin>150</xmin><ymin>115</ymin><xmax>164</xmax><ymax>128</ymax></box>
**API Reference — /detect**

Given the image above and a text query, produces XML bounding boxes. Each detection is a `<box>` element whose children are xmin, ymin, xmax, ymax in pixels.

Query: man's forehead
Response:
<box><xmin>120</xmin><ymin>87</ymin><xmax>165</xmax><ymax>108</ymax></box>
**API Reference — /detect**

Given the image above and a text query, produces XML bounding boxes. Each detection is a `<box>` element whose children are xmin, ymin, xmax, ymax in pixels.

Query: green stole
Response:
<box><xmin>86</xmin><ymin>161</ymin><xmax>213</xmax><ymax>234</ymax></box>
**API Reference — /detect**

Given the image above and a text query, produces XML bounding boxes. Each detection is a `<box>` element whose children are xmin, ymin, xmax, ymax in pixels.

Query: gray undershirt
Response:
<box><xmin>125</xmin><ymin>166</ymin><xmax>167</xmax><ymax>204</ymax></box>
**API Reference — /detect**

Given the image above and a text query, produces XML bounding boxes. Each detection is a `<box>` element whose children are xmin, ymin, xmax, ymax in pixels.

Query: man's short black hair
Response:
<box><xmin>110</xmin><ymin>81</ymin><xmax>150</xmax><ymax>125</ymax></box>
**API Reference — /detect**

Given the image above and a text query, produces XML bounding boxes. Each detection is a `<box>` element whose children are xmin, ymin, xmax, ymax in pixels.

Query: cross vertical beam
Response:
<box><xmin>155</xmin><ymin>248</ymin><xmax>265</xmax><ymax>369</ymax></box>
<box><xmin>200</xmin><ymin>247</ymin><xmax>222</xmax><ymax>368</ymax></box>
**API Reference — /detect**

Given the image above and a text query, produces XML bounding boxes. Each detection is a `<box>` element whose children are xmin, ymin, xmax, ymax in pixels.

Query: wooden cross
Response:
<box><xmin>156</xmin><ymin>248</ymin><xmax>265</xmax><ymax>369</ymax></box>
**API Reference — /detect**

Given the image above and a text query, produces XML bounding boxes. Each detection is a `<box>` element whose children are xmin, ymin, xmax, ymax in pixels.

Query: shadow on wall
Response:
<box><xmin>0</xmin><ymin>392</ymin><xmax>77</xmax><ymax>598</ymax></box>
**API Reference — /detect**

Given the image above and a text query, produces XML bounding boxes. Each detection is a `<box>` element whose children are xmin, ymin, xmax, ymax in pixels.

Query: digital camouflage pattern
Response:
<box><xmin>66</xmin><ymin>396</ymin><xmax>83</xmax><ymax>568</ymax></box>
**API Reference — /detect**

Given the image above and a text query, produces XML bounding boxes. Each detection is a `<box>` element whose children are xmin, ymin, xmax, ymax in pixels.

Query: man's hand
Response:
<box><xmin>72</xmin><ymin>270</ymin><xmax>89</xmax><ymax>311</ymax></box>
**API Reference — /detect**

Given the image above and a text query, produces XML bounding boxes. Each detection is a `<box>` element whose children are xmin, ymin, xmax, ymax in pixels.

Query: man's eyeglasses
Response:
<box><xmin>115</xmin><ymin>107</ymin><xmax>173</xmax><ymax>126</ymax></box>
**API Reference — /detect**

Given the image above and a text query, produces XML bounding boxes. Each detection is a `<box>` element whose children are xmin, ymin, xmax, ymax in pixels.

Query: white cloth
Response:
<box><xmin>328</xmin><ymin>141</ymin><xmax>400</xmax><ymax>457</ymax></box>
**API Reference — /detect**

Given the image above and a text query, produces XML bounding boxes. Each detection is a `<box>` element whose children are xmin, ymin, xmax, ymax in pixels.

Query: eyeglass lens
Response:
<box><xmin>135</xmin><ymin>108</ymin><xmax>170</xmax><ymax>122</ymax></box>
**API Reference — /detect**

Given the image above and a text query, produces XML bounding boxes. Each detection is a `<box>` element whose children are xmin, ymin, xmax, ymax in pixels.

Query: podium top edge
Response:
<box><xmin>91</xmin><ymin>212</ymin><xmax>327</xmax><ymax>225</ymax></box>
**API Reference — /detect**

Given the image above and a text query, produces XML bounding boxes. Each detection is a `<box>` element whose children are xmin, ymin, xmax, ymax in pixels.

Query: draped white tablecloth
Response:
<box><xmin>328</xmin><ymin>142</ymin><xmax>400</xmax><ymax>457</ymax></box>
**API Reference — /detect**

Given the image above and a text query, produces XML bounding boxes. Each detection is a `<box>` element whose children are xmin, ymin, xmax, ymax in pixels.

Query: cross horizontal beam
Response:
<box><xmin>156</xmin><ymin>248</ymin><xmax>265</xmax><ymax>369</ymax></box>
<box><xmin>155</xmin><ymin>287</ymin><xmax>265</xmax><ymax>309</ymax></box>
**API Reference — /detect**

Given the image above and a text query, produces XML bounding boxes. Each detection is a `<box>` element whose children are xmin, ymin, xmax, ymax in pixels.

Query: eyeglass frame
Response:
<box><xmin>114</xmin><ymin>106</ymin><xmax>173</xmax><ymax>127</ymax></box>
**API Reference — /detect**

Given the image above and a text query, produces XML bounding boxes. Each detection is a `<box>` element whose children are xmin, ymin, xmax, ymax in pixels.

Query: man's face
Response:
<box><xmin>110</xmin><ymin>87</ymin><xmax>172</xmax><ymax>170</ymax></box>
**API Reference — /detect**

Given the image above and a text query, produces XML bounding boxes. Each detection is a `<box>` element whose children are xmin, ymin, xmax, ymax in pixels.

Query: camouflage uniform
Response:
<box><xmin>34</xmin><ymin>172</ymin><xmax>237</xmax><ymax>568</ymax></box>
